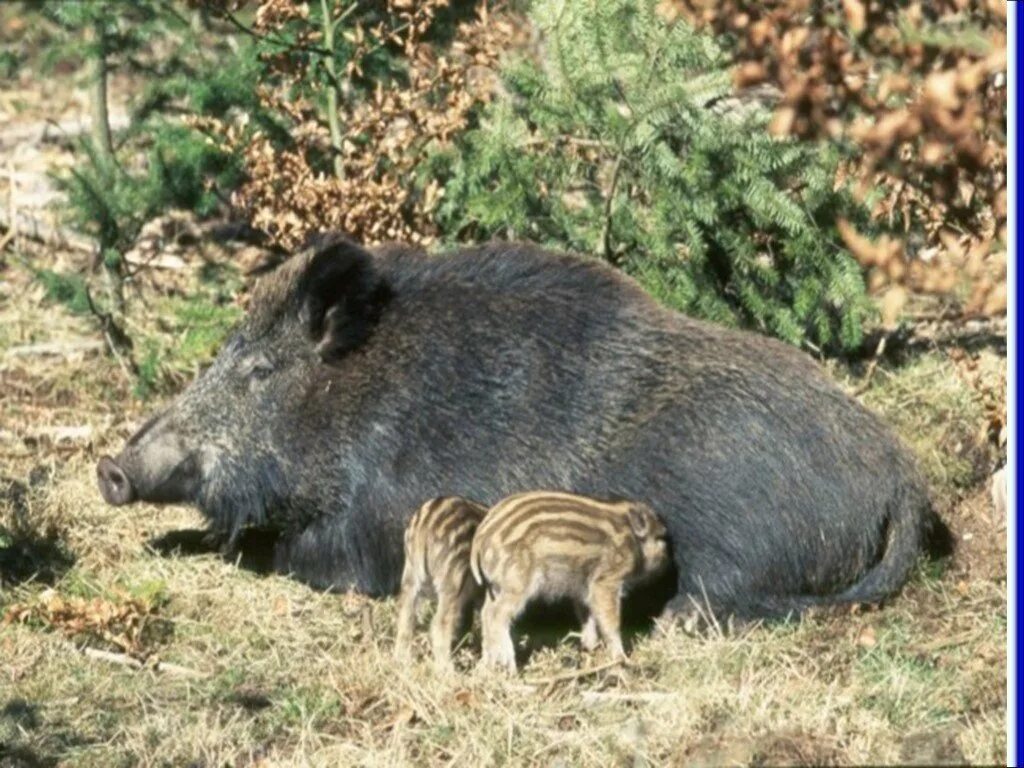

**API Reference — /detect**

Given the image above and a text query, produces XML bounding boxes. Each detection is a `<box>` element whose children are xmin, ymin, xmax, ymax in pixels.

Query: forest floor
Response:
<box><xmin>0</xmin><ymin>23</ymin><xmax>1009</xmax><ymax>768</ymax></box>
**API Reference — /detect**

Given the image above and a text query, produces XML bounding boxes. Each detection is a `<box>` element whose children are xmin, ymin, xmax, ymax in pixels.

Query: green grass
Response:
<box><xmin>860</xmin><ymin>355</ymin><xmax>996</xmax><ymax>497</ymax></box>
<box><xmin>134</xmin><ymin>295</ymin><xmax>241</xmax><ymax>398</ymax></box>
<box><xmin>35</xmin><ymin>269</ymin><xmax>92</xmax><ymax>316</ymax></box>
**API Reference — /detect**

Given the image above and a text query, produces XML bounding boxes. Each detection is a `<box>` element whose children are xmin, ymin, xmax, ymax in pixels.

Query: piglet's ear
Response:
<box><xmin>627</xmin><ymin>504</ymin><xmax>656</xmax><ymax>539</ymax></box>
<box><xmin>296</xmin><ymin>234</ymin><xmax>391</xmax><ymax>362</ymax></box>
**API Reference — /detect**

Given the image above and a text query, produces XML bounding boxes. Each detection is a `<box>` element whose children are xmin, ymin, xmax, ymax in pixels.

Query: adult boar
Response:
<box><xmin>97</xmin><ymin>235</ymin><xmax>949</xmax><ymax>619</ymax></box>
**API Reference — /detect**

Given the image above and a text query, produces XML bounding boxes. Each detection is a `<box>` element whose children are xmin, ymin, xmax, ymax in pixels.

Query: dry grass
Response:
<box><xmin>0</xmin><ymin>251</ymin><xmax>1007</xmax><ymax>767</ymax></box>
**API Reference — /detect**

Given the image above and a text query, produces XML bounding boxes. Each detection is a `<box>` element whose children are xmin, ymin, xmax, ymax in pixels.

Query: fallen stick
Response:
<box><xmin>0</xmin><ymin>207</ymin><xmax>97</xmax><ymax>255</ymax></box>
<box><xmin>81</xmin><ymin>646</ymin><xmax>206</xmax><ymax>679</ymax></box>
<box><xmin>579</xmin><ymin>690</ymin><xmax>677</xmax><ymax>707</ymax></box>
<box><xmin>4</xmin><ymin>339</ymin><xmax>105</xmax><ymax>358</ymax></box>
<box><xmin>83</xmin><ymin>646</ymin><xmax>143</xmax><ymax>670</ymax></box>
<box><xmin>523</xmin><ymin>658</ymin><xmax>625</xmax><ymax>687</ymax></box>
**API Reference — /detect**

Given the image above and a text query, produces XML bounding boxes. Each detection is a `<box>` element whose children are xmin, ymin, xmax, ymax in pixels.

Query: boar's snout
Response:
<box><xmin>97</xmin><ymin>456</ymin><xmax>135</xmax><ymax>505</ymax></box>
<box><xmin>96</xmin><ymin>415</ymin><xmax>199</xmax><ymax>506</ymax></box>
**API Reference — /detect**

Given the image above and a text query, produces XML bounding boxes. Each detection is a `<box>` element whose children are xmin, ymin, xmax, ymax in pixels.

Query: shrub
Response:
<box><xmin>432</xmin><ymin>0</ymin><xmax>876</xmax><ymax>351</ymax></box>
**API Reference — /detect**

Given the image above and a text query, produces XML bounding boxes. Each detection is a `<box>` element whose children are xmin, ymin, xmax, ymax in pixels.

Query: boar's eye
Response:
<box><xmin>240</xmin><ymin>354</ymin><xmax>275</xmax><ymax>382</ymax></box>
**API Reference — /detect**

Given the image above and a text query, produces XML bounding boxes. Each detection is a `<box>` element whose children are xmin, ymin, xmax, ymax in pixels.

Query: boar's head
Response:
<box><xmin>96</xmin><ymin>235</ymin><xmax>391</xmax><ymax>538</ymax></box>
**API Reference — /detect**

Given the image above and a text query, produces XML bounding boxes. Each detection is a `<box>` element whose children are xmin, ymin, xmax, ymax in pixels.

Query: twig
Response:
<box><xmin>81</xmin><ymin>646</ymin><xmax>206</xmax><ymax>679</ymax></box>
<box><xmin>84</xmin><ymin>287</ymin><xmax>137</xmax><ymax>382</ymax></box>
<box><xmin>83</xmin><ymin>646</ymin><xmax>143</xmax><ymax>670</ymax></box>
<box><xmin>852</xmin><ymin>334</ymin><xmax>887</xmax><ymax>396</ymax></box>
<box><xmin>579</xmin><ymin>690</ymin><xmax>676</xmax><ymax>707</ymax></box>
<box><xmin>523</xmin><ymin>657</ymin><xmax>624</xmax><ymax>687</ymax></box>
<box><xmin>218</xmin><ymin>7</ymin><xmax>335</xmax><ymax>57</ymax></box>
<box><xmin>520</xmin><ymin>135</ymin><xmax>611</xmax><ymax>150</ymax></box>
<box><xmin>600</xmin><ymin>153</ymin><xmax>624</xmax><ymax>263</ymax></box>
<box><xmin>4</xmin><ymin>339</ymin><xmax>105</xmax><ymax>358</ymax></box>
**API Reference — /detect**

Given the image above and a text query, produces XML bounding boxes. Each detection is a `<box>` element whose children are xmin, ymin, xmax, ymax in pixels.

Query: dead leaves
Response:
<box><xmin>212</xmin><ymin>0</ymin><xmax>519</xmax><ymax>250</ymax></box>
<box><xmin>837</xmin><ymin>218</ymin><xmax>1005</xmax><ymax>325</ymax></box>
<box><xmin>3</xmin><ymin>586</ymin><xmax>168</xmax><ymax>655</ymax></box>
<box><xmin>669</xmin><ymin>0</ymin><xmax>1006</xmax><ymax>321</ymax></box>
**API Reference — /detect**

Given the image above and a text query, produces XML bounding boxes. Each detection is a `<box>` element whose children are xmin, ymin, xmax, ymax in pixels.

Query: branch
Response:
<box><xmin>321</xmin><ymin>0</ymin><xmax>346</xmax><ymax>180</ymax></box>
<box><xmin>84</xmin><ymin>286</ymin><xmax>138</xmax><ymax>382</ymax></box>
<box><xmin>523</xmin><ymin>658</ymin><xmax>625</xmax><ymax>687</ymax></box>
<box><xmin>218</xmin><ymin>8</ymin><xmax>334</xmax><ymax>58</ymax></box>
<box><xmin>600</xmin><ymin>153</ymin><xmax>625</xmax><ymax>263</ymax></box>
<box><xmin>80</xmin><ymin>646</ymin><xmax>205</xmax><ymax>679</ymax></box>
<box><xmin>0</xmin><ymin>208</ymin><xmax>98</xmax><ymax>255</ymax></box>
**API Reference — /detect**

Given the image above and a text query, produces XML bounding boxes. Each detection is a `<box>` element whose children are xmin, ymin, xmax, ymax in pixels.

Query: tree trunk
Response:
<box><xmin>87</xmin><ymin>19</ymin><xmax>115</xmax><ymax>170</ymax></box>
<box><xmin>321</xmin><ymin>0</ymin><xmax>345</xmax><ymax>180</ymax></box>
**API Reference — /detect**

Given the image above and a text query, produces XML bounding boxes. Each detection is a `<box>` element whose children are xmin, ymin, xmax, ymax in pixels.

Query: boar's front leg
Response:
<box><xmin>430</xmin><ymin>574</ymin><xmax>477</xmax><ymax>672</ymax></box>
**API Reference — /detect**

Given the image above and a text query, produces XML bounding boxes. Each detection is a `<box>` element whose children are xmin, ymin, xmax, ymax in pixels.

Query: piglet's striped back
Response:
<box><xmin>471</xmin><ymin>491</ymin><xmax>660</xmax><ymax>587</ymax></box>
<box><xmin>406</xmin><ymin>495</ymin><xmax>487</xmax><ymax>583</ymax></box>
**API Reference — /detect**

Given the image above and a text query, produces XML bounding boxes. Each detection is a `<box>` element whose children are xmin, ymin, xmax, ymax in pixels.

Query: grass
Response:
<box><xmin>859</xmin><ymin>354</ymin><xmax>999</xmax><ymax>493</ymax></box>
<box><xmin>34</xmin><ymin>270</ymin><xmax>93</xmax><ymax>317</ymax></box>
<box><xmin>133</xmin><ymin>295</ymin><xmax>241</xmax><ymax>398</ymax></box>
<box><xmin>0</xmin><ymin>248</ymin><xmax>1007</xmax><ymax>766</ymax></box>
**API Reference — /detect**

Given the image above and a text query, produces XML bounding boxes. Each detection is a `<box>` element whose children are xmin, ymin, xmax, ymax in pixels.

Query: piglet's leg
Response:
<box><xmin>588</xmin><ymin>580</ymin><xmax>626</xmax><ymax>660</ymax></box>
<box><xmin>393</xmin><ymin>567</ymin><xmax>420</xmax><ymax>660</ymax></box>
<box><xmin>575</xmin><ymin>603</ymin><xmax>601</xmax><ymax>652</ymax></box>
<box><xmin>480</xmin><ymin>592</ymin><xmax>520</xmax><ymax>673</ymax></box>
<box><xmin>431</xmin><ymin>575</ymin><xmax>475</xmax><ymax>672</ymax></box>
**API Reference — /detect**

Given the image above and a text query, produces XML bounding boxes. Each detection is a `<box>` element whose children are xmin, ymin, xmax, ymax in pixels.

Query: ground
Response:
<box><xmin>0</xmin><ymin>231</ymin><xmax>1008</xmax><ymax>766</ymax></box>
<box><xmin>0</xmin><ymin>20</ymin><xmax>1008</xmax><ymax>766</ymax></box>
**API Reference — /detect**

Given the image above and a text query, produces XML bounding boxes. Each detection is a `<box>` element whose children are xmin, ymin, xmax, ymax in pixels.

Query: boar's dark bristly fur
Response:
<box><xmin>98</xmin><ymin>235</ymin><xmax>950</xmax><ymax>620</ymax></box>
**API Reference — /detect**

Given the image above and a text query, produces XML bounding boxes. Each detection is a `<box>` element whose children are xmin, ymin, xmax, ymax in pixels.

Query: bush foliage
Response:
<box><xmin>669</xmin><ymin>0</ymin><xmax>1007</xmax><ymax>318</ymax></box>
<box><xmin>21</xmin><ymin>0</ymin><xmax>1005</xmax><ymax>359</ymax></box>
<box><xmin>433</xmin><ymin>0</ymin><xmax>873</xmax><ymax>350</ymax></box>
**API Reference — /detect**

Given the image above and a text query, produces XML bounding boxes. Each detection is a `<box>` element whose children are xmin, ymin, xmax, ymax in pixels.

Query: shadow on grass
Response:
<box><xmin>509</xmin><ymin>561</ymin><xmax>680</xmax><ymax>668</ymax></box>
<box><xmin>147</xmin><ymin>527</ymin><xmax>681</xmax><ymax>667</ymax></box>
<box><xmin>147</xmin><ymin>526</ymin><xmax>280</xmax><ymax>576</ymax></box>
<box><xmin>0</xmin><ymin>744</ymin><xmax>58</xmax><ymax>768</ymax></box>
<box><xmin>0</xmin><ymin>701</ymin><xmax>57</xmax><ymax>768</ymax></box>
<box><xmin>0</xmin><ymin>475</ymin><xmax>75</xmax><ymax>589</ymax></box>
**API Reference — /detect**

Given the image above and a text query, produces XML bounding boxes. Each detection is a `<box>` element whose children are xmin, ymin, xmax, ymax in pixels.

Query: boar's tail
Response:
<box><xmin>831</xmin><ymin>490</ymin><xmax>950</xmax><ymax>606</ymax></box>
<box><xmin>733</xmin><ymin>490</ymin><xmax>951</xmax><ymax>621</ymax></box>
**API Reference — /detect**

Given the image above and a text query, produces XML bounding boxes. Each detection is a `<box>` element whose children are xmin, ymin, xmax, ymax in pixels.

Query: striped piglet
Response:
<box><xmin>471</xmin><ymin>491</ymin><xmax>670</xmax><ymax>672</ymax></box>
<box><xmin>393</xmin><ymin>496</ymin><xmax>487</xmax><ymax>670</ymax></box>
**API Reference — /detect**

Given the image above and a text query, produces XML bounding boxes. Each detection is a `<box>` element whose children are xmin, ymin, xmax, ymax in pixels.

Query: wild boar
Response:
<box><xmin>471</xmin><ymin>491</ymin><xmax>670</xmax><ymax>671</ymax></box>
<box><xmin>97</xmin><ymin>235</ymin><xmax>949</xmax><ymax>622</ymax></box>
<box><xmin>393</xmin><ymin>495</ymin><xmax>487</xmax><ymax>670</ymax></box>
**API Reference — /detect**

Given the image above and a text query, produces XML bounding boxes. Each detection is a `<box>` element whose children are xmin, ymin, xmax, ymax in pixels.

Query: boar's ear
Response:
<box><xmin>297</xmin><ymin>235</ymin><xmax>391</xmax><ymax>362</ymax></box>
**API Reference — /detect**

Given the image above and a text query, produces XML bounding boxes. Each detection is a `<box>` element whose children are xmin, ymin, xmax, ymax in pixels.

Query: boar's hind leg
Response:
<box><xmin>587</xmin><ymin>580</ymin><xmax>626</xmax><ymax>660</ymax></box>
<box><xmin>393</xmin><ymin>567</ymin><xmax>420</xmax><ymax>660</ymax></box>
